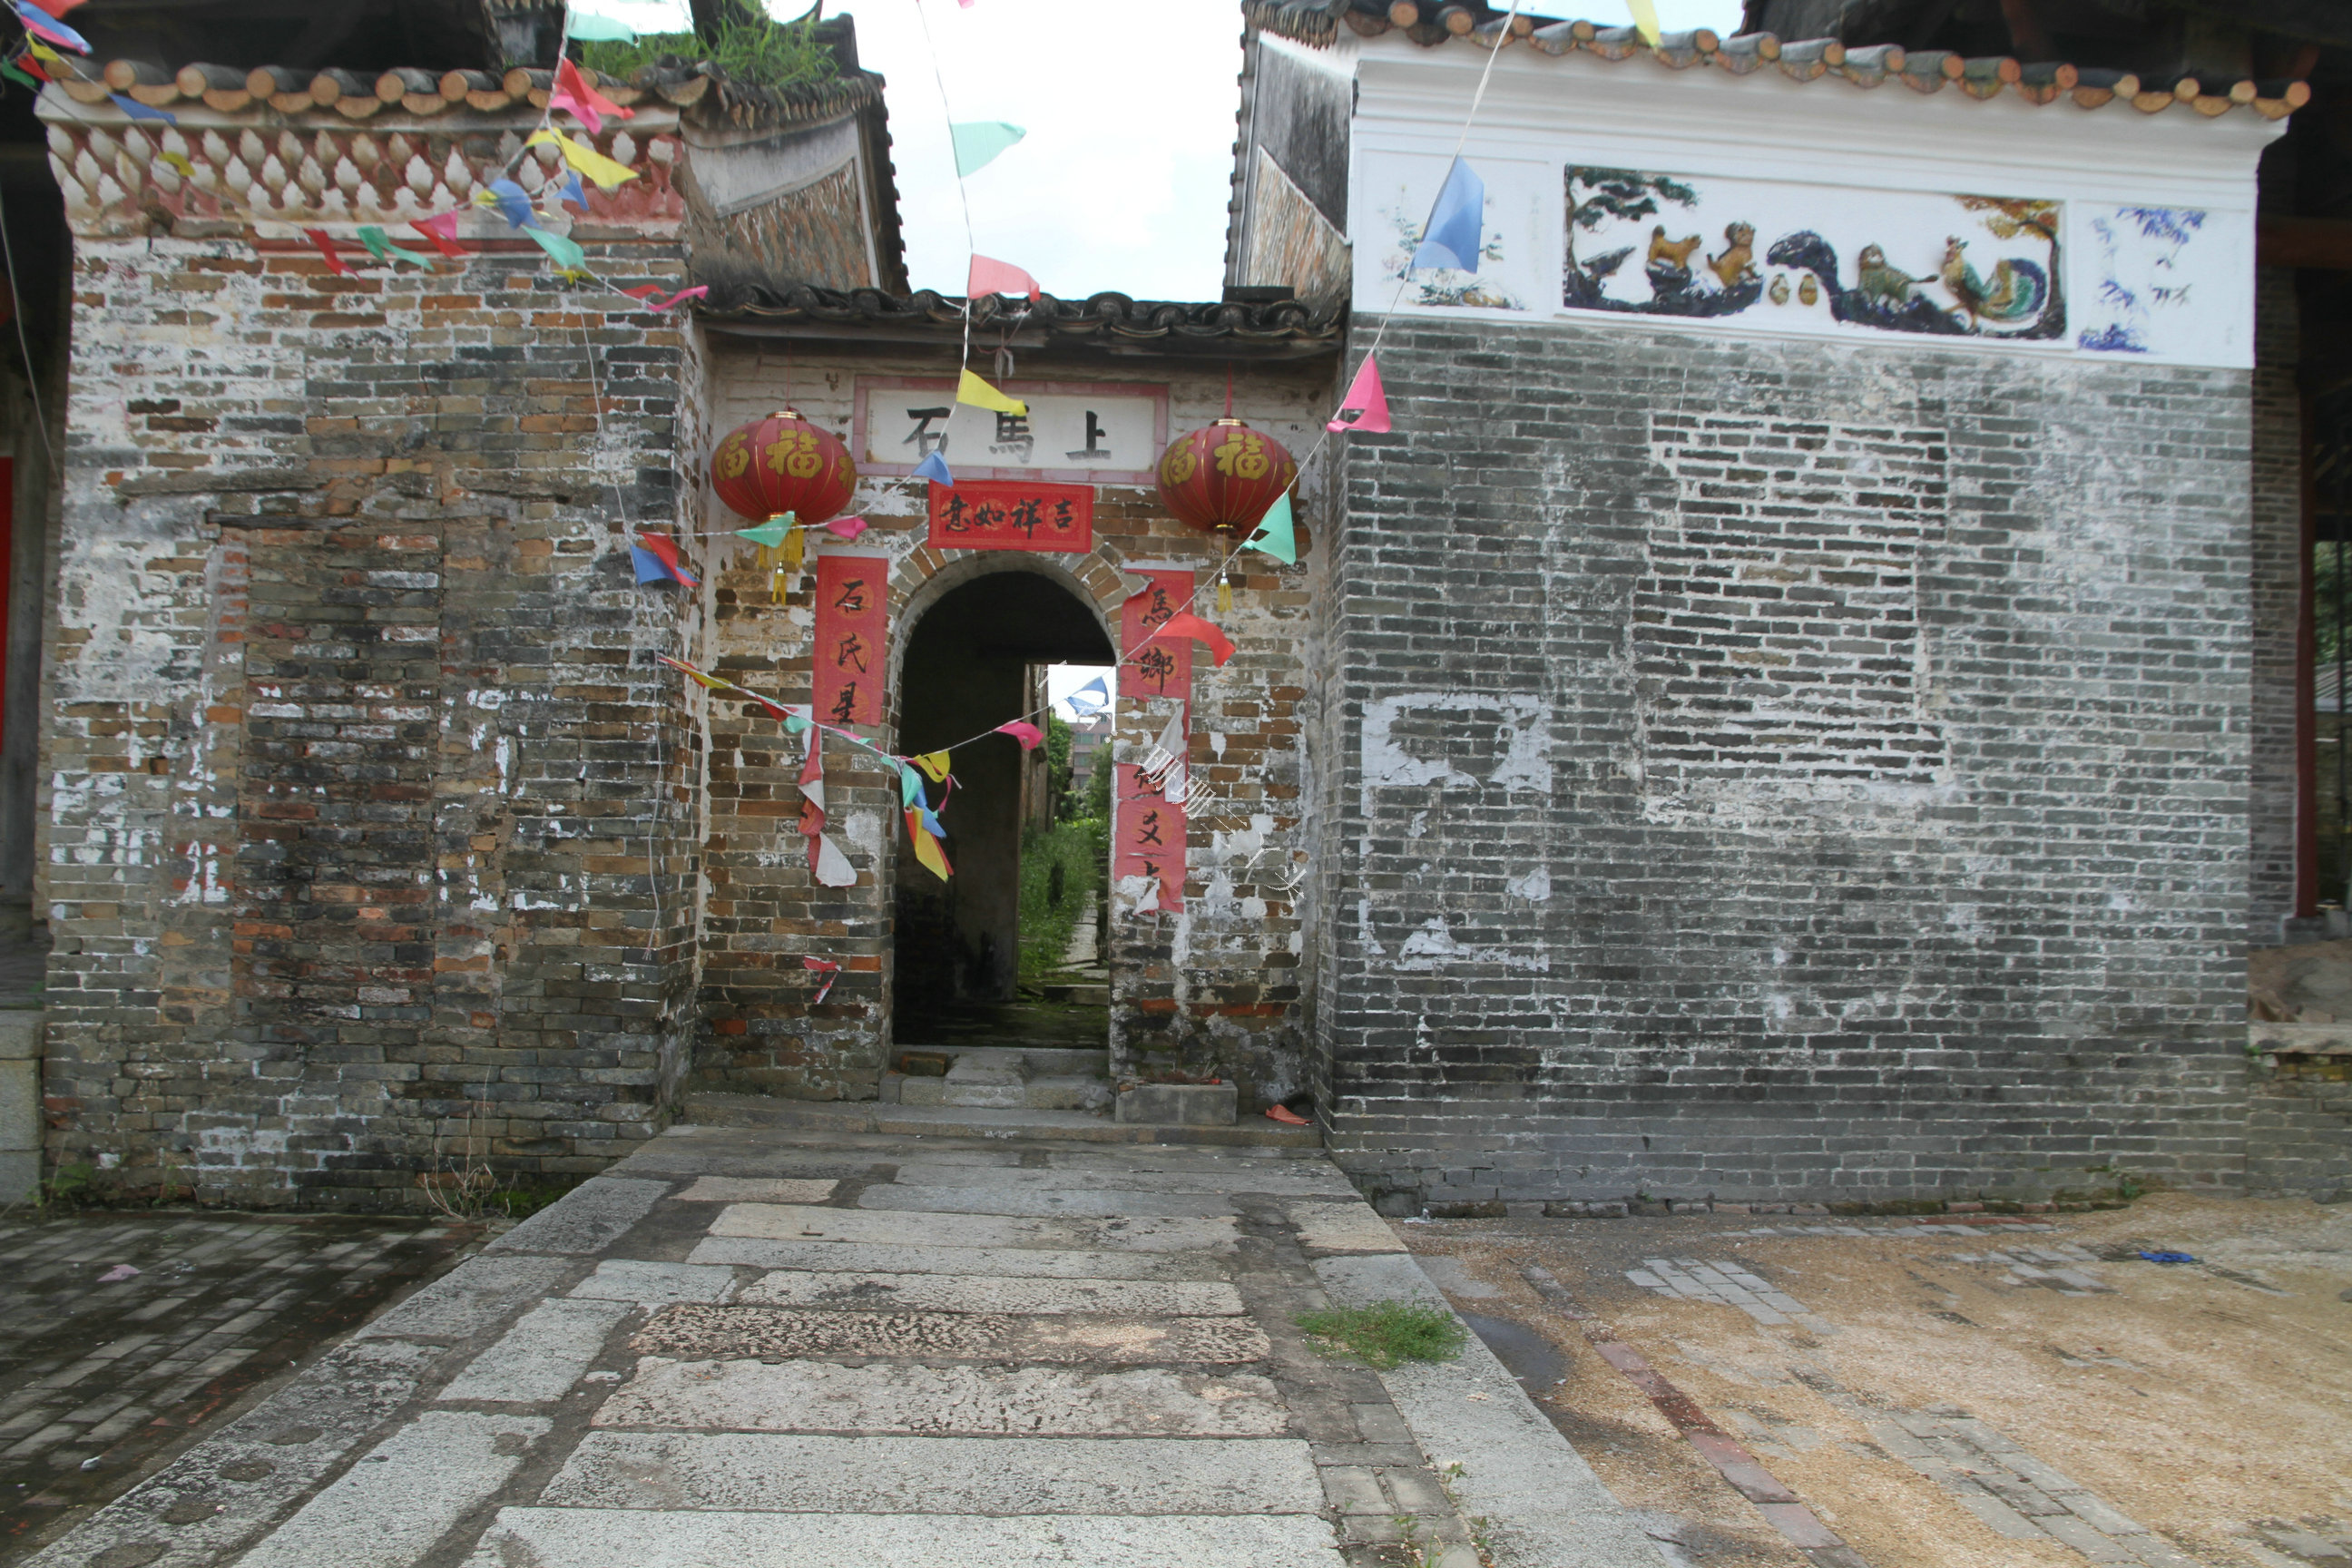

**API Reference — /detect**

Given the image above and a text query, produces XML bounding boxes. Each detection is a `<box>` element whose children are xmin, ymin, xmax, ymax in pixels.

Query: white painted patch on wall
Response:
<box><xmin>1361</xmin><ymin>691</ymin><xmax>1550</xmax><ymax>796</ymax></box>
<box><xmin>1395</xmin><ymin>916</ymin><xmax>1551</xmax><ymax>973</ymax></box>
<box><xmin>1505</xmin><ymin>865</ymin><xmax>1550</xmax><ymax>902</ymax></box>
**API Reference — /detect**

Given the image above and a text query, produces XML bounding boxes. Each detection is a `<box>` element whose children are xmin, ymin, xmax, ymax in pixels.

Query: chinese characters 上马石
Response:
<box><xmin>990</xmin><ymin>411</ymin><xmax>1034</xmax><ymax>461</ymax></box>
<box><xmin>1065</xmin><ymin>410</ymin><xmax>1111</xmax><ymax>462</ymax></box>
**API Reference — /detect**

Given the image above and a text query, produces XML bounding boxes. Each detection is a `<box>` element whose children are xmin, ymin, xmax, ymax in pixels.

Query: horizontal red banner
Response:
<box><xmin>926</xmin><ymin>481</ymin><xmax>1093</xmax><ymax>553</ymax></box>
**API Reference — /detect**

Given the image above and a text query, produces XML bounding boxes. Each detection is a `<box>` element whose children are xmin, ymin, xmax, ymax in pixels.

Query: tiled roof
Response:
<box><xmin>696</xmin><ymin>283</ymin><xmax>1345</xmax><ymax>358</ymax></box>
<box><xmin>44</xmin><ymin>52</ymin><xmax>884</xmax><ymax>133</ymax></box>
<box><xmin>1248</xmin><ymin>0</ymin><xmax>2311</xmax><ymax>122</ymax></box>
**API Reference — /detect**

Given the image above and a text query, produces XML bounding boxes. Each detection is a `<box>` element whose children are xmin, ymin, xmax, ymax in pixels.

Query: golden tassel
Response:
<box><xmin>1217</xmin><ymin>574</ymin><xmax>1233</xmax><ymax>615</ymax></box>
<box><xmin>782</xmin><ymin>521</ymin><xmax>805</xmax><ymax>575</ymax></box>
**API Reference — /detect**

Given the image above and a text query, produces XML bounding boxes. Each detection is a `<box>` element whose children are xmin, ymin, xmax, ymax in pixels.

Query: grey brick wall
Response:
<box><xmin>1314</xmin><ymin>315</ymin><xmax>2254</xmax><ymax>1208</ymax></box>
<box><xmin>2249</xmin><ymin>265</ymin><xmax>2304</xmax><ymax>942</ymax></box>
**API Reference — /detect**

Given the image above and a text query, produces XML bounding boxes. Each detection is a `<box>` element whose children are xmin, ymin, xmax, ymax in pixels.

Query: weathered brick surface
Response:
<box><xmin>41</xmin><ymin>239</ymin><xmax>703</xmax><ymax>1207</ymax></box>
<box><xmin>1313</xmin><ymin>315</ymin><xmax>2254</xmax><ymax>1207</ymax></box>
<box><xmin>2246</xmin><ymin>1065</ymin><xmax>2352</xmax><ymax>1197</ymax></box>
<box><xmin>2249</xmin><ymin>265</ymin><xmax>2303</xmax><ymax>941</ymax></box>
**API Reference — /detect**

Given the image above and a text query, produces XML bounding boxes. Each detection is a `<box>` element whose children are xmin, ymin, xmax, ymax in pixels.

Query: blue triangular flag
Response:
<box><xmin>558</xmin><ymin>172</ymin><xmax>586</xmax><ymax>211</ymax></box>
<box><xmin>1064</xmin><ymin>676</ymin><xmax>1110</xmax><ymax>716</ymax></box>
<box><xmin>911</xmin><ymin>450</ymin><xmax>955</xmax><ymax>485</ymax></box>
<box><xmin>949</xmin><ymin>122</ymin><xmax>1026</xmax><ymax>177</ymax></box>
<box><xmin>1412</xmin><ymin>156</ymin><xmax>1485</xmax><ymax>272</ymax></box>
<box><xmin>110</xmin><ymin>93</ymin><xmax>177</xmax><ymax>124</ymax></box>
<box><xmin>919</xmin><ymin>806</ymin><xmax>947</xmax><ymax>838</ymax></box>
<box><xmin>485</xmin><ymin>179</ymin><xmax>537</xmax><ymax>230</ymax></box>
<box><xmin>630</xmin><ymin>545</ymin><xmax>667</xmax><ymax>584</ymax></box>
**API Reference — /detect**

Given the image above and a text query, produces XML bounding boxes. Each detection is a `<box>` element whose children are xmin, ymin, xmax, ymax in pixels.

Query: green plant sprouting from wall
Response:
<box><xmin>579</xmin><ymin>11</ymin><xmax>838</xmax><ymax>93</ymax></box>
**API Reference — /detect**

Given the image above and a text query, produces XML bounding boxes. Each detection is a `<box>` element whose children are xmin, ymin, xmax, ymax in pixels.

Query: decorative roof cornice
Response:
<box><xmin>1260</xmin><ymin>2</ymin><xmax>2310</xmax><ymax>122</ymax></box>
<box><xmin>695</xmin><ymin>283</ymin><xmax>1345</xmax><ymax>359</ymax></box>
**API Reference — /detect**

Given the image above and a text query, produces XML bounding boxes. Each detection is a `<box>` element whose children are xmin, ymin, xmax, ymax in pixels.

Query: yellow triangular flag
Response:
<box><xmin>907</xmin><ymin>810</ymin><xmax>953</xmax><ymax>880</ymax></box>
<box><xmin>527</xmin><ymin>129</ymin><xmax>640</xmax><ymax>191</ymax></box>
<box><xmin>1626</xmin><ymin>0</ymin><xmax>1661</xmax><ymax>45</ymax></box>
<box><xmin>956</xmin><ymin>368</ymin><xmax>1027</xmax><ymax>417</ymax></box>
<box><xmin>914</xmin><ymin>751</ymin><xmax>952</xmax><ymax>782</ymax></box>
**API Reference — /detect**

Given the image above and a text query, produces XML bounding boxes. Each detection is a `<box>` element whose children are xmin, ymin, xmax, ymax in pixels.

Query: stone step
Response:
<box><xmin>680</xmin><ymin>1092</ymin><xmax>1318</xmax><ymax>1150</ymax></box>
<box><xmin>539</xmin><ymin>1433</ymin><xmax>1323</xmax><ymax>1515</ymax></box>
<box><xmin>1039</xmin><ymin>982</ymin><xmax>1111</xmax><ymax>1005</ymax></box>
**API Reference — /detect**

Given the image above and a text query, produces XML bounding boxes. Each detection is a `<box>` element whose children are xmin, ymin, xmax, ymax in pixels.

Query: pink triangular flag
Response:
<box><xmin>410</xmin><ymin>211</ymin><xmax>469</xmax><ymax>260</ymax></box>
<box><xmin>1327</xmin><ymin>355</ymin><xmax>1391</xmax><ymax>434</ymax></box>
<box><xmin>995</xmin><ymin>720</ymin><xmax>1043</xmax><ymax>750</ymax></box>
<box><xmin>968</xmin><ymin>253</ymin><xmax>1042</xmax><ymax>302</ymax></box>
<box><xmin>826</xmin><ymin>515</ymin><xmax>869</xmax><ymax>540</ymax></box>
<box><xmin>551</xmin><ymin>57</ymin><xmax>632</xmax><ymax>135</ymax></box>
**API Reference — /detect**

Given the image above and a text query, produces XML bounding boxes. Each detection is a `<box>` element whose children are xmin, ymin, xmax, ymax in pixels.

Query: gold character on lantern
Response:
<box><xmin>1214</xmin><ymin>431</ymin><xmax>1269</xmax><ymax>480</ymax></box>
<box><xmin>717</xmin><ymin>436</ymin><xmax>750</xmax><ymax>479</ymax></box>
<box><xmin>1161</xmin><ymin>446</ymin><xmax>1198</xmax><ymax>485</ymax></box>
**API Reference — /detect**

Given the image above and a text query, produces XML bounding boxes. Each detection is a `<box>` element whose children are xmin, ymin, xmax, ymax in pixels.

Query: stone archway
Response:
<box><xmin>888</xmin><ymin>559</ymin><xmax>1116</xmax><ymax>1043</ymax></box>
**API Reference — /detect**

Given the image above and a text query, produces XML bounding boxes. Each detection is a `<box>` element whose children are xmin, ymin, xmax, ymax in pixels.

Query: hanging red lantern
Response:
<box><xmin>1155</xmin><ymin>417</ymin><xmax>1298</xmax><ymax>538</ymax></box>
<box><xmin>711</xmin><ymin>409</ymin><xmax>858</xmax><ymax>525</ymax></box>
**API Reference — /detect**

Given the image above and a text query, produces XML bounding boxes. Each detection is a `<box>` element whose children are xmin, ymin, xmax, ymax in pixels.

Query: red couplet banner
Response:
<box><xmin>812</xmin><ymin>554</ymin><xmax>889</xmax><ymax>728</ymax></box>
<box><xmin>1114</xmin><ymin>763</ymin><xmax>1185</xmax><ymax>912</ymax></box>
<box><xmin>926</xmin><ymin>481</ymin><xmax>1093</xmax><ymax>553</ymax></box>
<box><xmin>1120</xmin><ymin>568</ymin><xmax>1193</xmax><ymax>703</ymax></box>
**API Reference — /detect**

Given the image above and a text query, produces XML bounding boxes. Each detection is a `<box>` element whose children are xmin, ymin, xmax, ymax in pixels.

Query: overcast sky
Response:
<box><xmin>586</xmin><ymin>0</ymin><xmax>1743</xmax><ymax>299</ymax></box>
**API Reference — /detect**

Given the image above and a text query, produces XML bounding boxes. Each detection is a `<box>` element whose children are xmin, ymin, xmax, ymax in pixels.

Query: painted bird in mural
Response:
<box><xmin>1647</xmin><ymin>226</ymin><xmax>1703</xmax><ymax>272</ymax></box>
<box><xmin>1855</xmin><ymin>243</ymin><xmax>1925</xmax><ymax>307</ymax></box>
<box><xmin>1577</xmin><ymin>245</ymin><xmax>1634</xmax><ymax>285</ymax></box>
<box><xmin>1937</xmin><ymin>236</ymin><xmax>2046</xmax><ymax>327</ymax></box>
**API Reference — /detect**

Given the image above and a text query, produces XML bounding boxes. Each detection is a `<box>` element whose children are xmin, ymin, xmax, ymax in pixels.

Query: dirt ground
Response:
<box><xmin>1400</xmin><ymin>1195</ymin><xmax>2352</xmax><ymax>1568</ymax></box>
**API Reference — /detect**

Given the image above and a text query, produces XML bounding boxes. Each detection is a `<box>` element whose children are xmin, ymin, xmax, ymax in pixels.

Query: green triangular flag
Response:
<box><xmin>355</xmin><ymin>225</ymin><xmax>436</xmax><ymax>270</ymax></box>
<box><xmin>735</xmin><ymin>514</ymin><xmax>797</xmax><ymax>548</ymax></box>
<box><xmin>949</xmin><ymin>122</ymin><xmax>1026</xmax><ymax>178</ymax></box>
<box><xmin>525</xmin><ymin>226</ymin><xmax>587</xmax><ymax>272</ymax></box>
<box><xmin>565</xmin><ymin>9</ymin><xmax>636</xmax><ymax>41</ymax></box>
<box><xmin>0</xmin><ymin>61</ymin><xmax>40</xmax><ymax>93</ymax></box>
<box><xmin>1243</xmin><ymin>491</ymin><xmax>1296</xmax><ymax>565</ymax></box>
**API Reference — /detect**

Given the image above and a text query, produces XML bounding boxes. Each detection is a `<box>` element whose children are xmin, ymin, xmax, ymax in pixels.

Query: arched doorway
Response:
<box><xmin>893</xmin><ymin>564</ymin><xmax>1115</xmax><ymax>1052</ymax></box>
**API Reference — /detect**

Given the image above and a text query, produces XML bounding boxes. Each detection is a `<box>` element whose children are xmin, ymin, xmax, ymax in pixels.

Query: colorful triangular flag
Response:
<box><xmin>949</xmin><ymin>121</ymin><xmax>1025</xmax><ymax>177</ymax></box>
<box><xmin>1327</xmin><ymin>356</ymin><xmax>1391</xmax><ymax>435</ymax></box>
<box><xmin>804</xmin><ymin>956</ymin><xmax>841</xmax><ymax>1001</ymax></box>
<box><xmin>911</xmin><ymin>451</ymin><xmax>955</xmax><ymax>485</ymax></box>
<box><xmin>1063</xmin><ymin>676</ymin><xmax>1109</xmax><ymax>717</ymax></box>
<box><xmin>564</xmin><ymin>8</ymin><xmax>635</xmax><ymax>42</ymax></box>
<box><xmin>812</xmin><ymin>834</ymin><xmax>857</xmax><ymax>887</ymax></box>
<box><xmin>913</xmin><ymin>751</ymin><xmax>953</xmax><ymax>783</ymax></box>
<box><xmin>906</xmin><ymin>808</ymin><xmax>954</xmax><ymax>880</ymax></box>
<box><xmin>1412</xmin><ymin>156</ymin><xmax>1485</xmax><ymax>272</ymax></box>
<box><xmin>1626</xmin><ymin>0</ymin><xmax>1662</xmax><ymax>45</ymax></box>
<box><xmin>527</xmin><ymin>129</ymin><xmax>639</xmax><ymax>191</ymax></box>
<box><xmin>995</xmin><ymin>720</ymin><xmax>1043</xmax><ymax>750</ymax></box>
<box><xmin>356</xmin><ymin>225</ymin><xmax>435</xmax><ymax>270</ymax></box>
<box><xmin>410</xmin><ymin>211</ymin><xmax>470</xmax><ymax>260</ymax></box>
<box><xmin>633</xmin><ymin>533</ymin><xmax>698</xmax><ymax>588</ymax></box>
<box><xmin>1244</xmin><ymin>491</ymin><xmax>1296</xmax><ymax>565</ymax></box>
<box><xmin>897</xmin><ymin>763</ymin><xmax>928</xmax><ymax>808</ymax></box>
<box><xmin>477</xmin><ymin>179</ymin><xmax>537</xmax><ymax>230</ymax></box>
<box><xmin>551</xmin><ymin>56</ymin><xmax>632</xmax><ymax>136</ymax></box>
<box><xmin>826</xmin><ymin>515</ymin><xmax>868</xmax><ymax>540</ymax></box>
<box><xmin>968</xmin><ymin>253</ymin><xmax>1042</xmax><ymax>302</ymax></box>
<box><xmin>735</xmin><ymin>515</ymin><xmax>796</xmax><ymax>549</ymax></box>
<box><xmin>525</xmin><ymin>226</ymin><xmax>587</xmax><ymax>273</ymax></box>
<box><xmin>956</xmin><ymin>368</ymin><xmax>1026</xmax><ymax>416</ymax></box>
<box><xmin>303</xmin><ymin>228</ymin><xmax>353</xmax><ymax>277</ymax></box>
<box><xmin>110</xmin><ymin>93</ymin><xmax>174</xmax><ymax>122</ymax></box>
<box><xmin>1150</xmin><ymin>612</ymin><xmax>1236</xmax><ymax>667</ymax></box>
<box><xmin>13</xmin><ymin>2</ymin><xmax>87</xmax><ymax>52</ymax></box>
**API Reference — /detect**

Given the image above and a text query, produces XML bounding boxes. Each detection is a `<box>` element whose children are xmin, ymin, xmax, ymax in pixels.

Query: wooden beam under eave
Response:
<box><xmin>2260</xmin><ymin>217</ymin><xmax>2352</xmax><ymax>270</ymax></box>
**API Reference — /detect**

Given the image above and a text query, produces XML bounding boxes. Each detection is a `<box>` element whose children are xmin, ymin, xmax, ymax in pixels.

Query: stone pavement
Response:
<box><xmin>23</xmin><ymin>1124</ymin><xmax>1671</xmax><ymax>1568</ymax></box>
<box><xmin>0</xmin><ymin>1210</ymin><xmax>481</xmax><ymax>1559</ymax></box>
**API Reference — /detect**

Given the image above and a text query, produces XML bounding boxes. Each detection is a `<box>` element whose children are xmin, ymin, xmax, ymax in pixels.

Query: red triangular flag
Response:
<box><xmin>552</xmin><ymin>57</ymin><xmax>632</xmax><ymax>136</ymax></box>
<box><xmin>1327</xmin><ymin>355</ymin><xmax>1391</xmax><ymax>434</ymax></box>
<box><xmin>1149</xmin><ymin>611</ymin><xmax>1235</xmax><ymax>667</ymax></box>
<box><xmin>24</xmin><ymin>0</ymin><xmax>86</xmax><ymax>15</ymax></box>
<box><xmin>634</xmin><ymin>531</ymin><xmax>699</xmax><ymax>588</ymax></box>
<box><xmin>967</xmin><ymin>253</ymin><xmax>1042</xmax><ymax>303</ymax></box>
<box><xmin>303</xmin><ymin>229</ymin><xmax>353</xmax><ymax>277</ymax></box>
<box><xmin>410</xmin><ymin>211</ymin><xmax>469</xmax><ymax>260</ymax></box>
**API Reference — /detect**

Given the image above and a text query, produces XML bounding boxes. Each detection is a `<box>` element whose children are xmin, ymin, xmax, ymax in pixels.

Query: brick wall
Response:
<box><xmin>2249</xmin><ymin>264</ymin><xmax>2304</xmax><ymax>942</ymax></box>
<box><xmin>41</xmin><ymin>236</ymin><xmax>704</xmax><ymax>1207</ymax></box>
<box><xmin>1315</xmin><ymin>314</ymin><xmax>2255</xmax><ymax>1209</ymax></box>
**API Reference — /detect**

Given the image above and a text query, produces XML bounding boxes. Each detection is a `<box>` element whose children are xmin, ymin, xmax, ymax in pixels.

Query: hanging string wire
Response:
<box><xmin>0</xmin><ymin>186</ymin><xmax>54</xmax><ymax>474</ymax></box>
<box><xmin>909</xmin><ymin>0</ymin><xmax>985</xmax><ymax>456</ymax></box>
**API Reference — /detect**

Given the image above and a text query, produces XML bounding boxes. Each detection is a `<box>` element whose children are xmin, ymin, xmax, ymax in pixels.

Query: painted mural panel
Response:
<box><xmin>1561</xmin><ymin>167</ymin><xmax>2063</xmax><ymax>342</ymax></box>
<box><xmin>2073</xmin><ymin>204</ymin><xmax>2230</xmax><ymax>358</ymax></box>
<box><xmin>1359</xmin><ymin>153</ymin><xmax>1547</xmax><ymax>313</ymax></box>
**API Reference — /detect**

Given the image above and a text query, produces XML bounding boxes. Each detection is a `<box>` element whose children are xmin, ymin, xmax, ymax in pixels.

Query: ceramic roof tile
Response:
<box><xmin>1250</xmin><ymin>0</ymin><xmax>2310</xmax><ymax>122</ymax></box>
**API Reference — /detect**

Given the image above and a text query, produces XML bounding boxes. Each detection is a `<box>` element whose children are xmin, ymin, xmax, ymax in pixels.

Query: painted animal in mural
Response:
<box><xmin>1647</xmin><ymin>226</ymin><xmax>1703</xmax><ymax>274</ymax></box>
<box><xmin>1707</xmin><ymin>223</ymin><xmax>1759</xmax><ymax>290</ymax></box>
<box><xmin>1856</xmin><ymin>244</ymin><xmax>1925</xmax><ymax>307</ymax></box>
<box><xmin>1937</xmin><ymin>236</ymin><xmax>2047</xmax><ymax>327</ymax></box>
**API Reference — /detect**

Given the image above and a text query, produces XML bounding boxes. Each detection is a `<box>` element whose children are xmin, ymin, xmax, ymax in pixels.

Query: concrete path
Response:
<box><xmin>24</xmin><ymin>1125</ymin><xmax>1668</xmax><ymax>1568</ymax></box>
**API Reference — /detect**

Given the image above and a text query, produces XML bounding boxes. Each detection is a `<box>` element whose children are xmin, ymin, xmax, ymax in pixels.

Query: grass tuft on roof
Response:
<box><xmin>580</xmin><ymin>12</ymin><xmax>838</xmax><ymax>93</ymax></box>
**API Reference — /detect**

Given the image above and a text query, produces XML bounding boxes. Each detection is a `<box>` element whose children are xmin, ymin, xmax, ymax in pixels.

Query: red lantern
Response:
<box><xmin>710</xmin><ymin>410</ymin><xmax>857</xmax><ymax>525</ymax></box>
<box><xmin>1155</xmin><ymin>417</ymin><xmax>1298</xmax><ymax>539</ymax></box>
